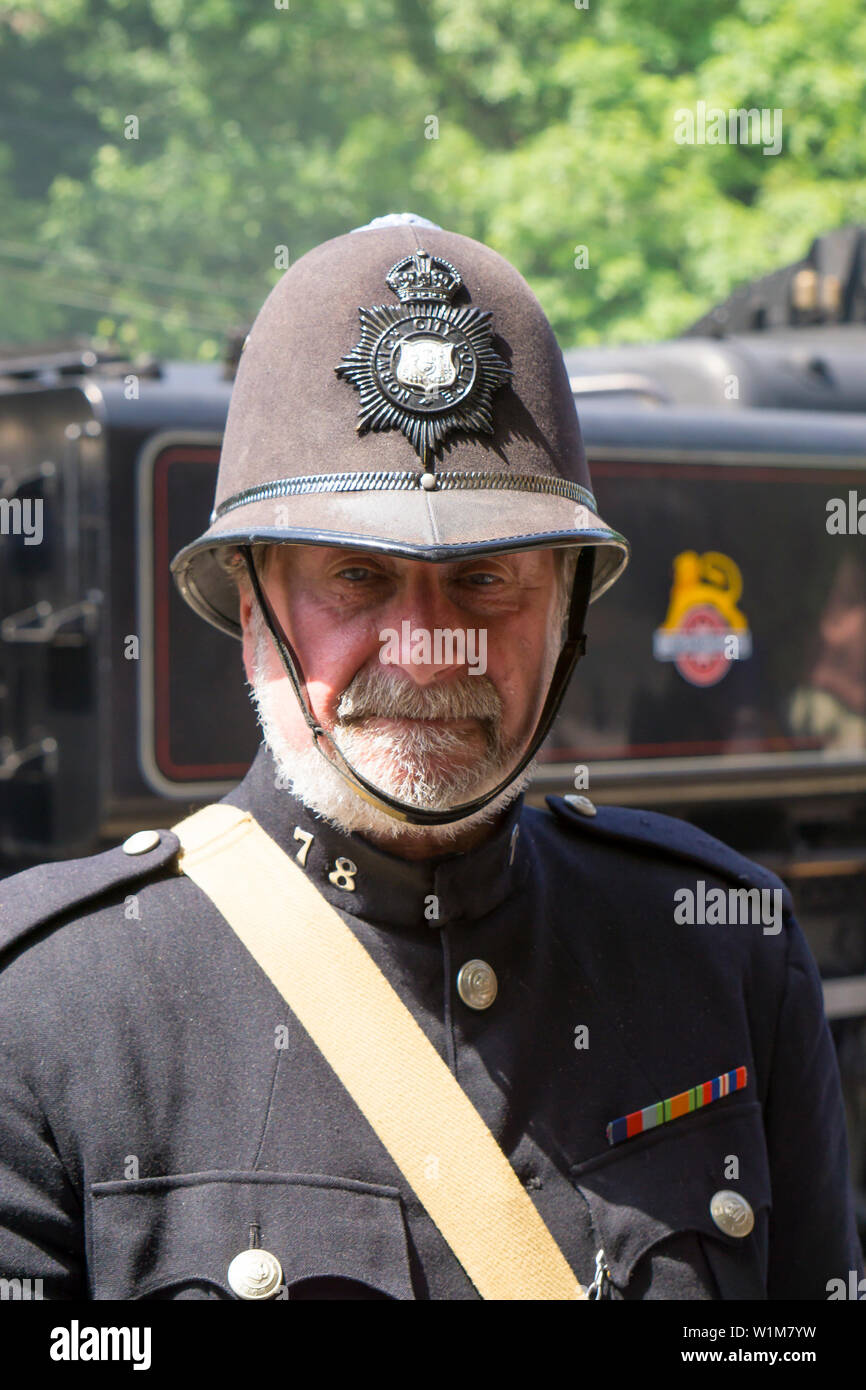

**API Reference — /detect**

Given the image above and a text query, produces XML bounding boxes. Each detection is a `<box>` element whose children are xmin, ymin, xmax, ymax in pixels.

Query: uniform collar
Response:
<box><xmin>221</xmin><ymin>742</ymin><xmax>528</xmax><ymax>931</ymax></box>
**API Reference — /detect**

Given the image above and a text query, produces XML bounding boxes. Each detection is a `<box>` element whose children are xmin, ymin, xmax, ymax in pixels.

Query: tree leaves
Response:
<box><xmin>0</xmin><ymin>0</ymin><xmax>863</xmax><ymax>357</ymax></box>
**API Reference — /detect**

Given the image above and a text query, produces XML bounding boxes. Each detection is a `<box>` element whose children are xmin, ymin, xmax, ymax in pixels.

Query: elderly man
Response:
<box><xmin>0</xmin><ymin>214</ymin><xmax>861</xmax><ymax>1301</ymax></box>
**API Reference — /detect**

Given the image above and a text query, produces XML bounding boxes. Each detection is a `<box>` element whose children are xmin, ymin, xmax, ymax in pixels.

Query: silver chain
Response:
<box><xmin>586</xmin><ymin>1247</ymin><xmax>613</xmax><ymax>1300</ymax></box>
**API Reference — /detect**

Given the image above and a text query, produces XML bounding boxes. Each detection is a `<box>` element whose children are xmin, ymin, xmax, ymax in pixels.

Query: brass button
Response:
<box><xmin>709</xmin><ymin>1190</ymin><xmax>754</xmax><ymax>1238</ymax></box>
<box><xmin>457</xmin><ymin>959</ymin><xmax>498</xmax><ymax>1010</ymax></box>
<box><xmin>122</xmin><ymin>830</ymin><xmax>161</xmax><ymax>855</ymax></box>
<box><xmin>564</xmin><ymin>794</ymin><xmax>596</xmax><ymax>817</ymax></box>
<box><xmin>227</xmin><ymin>1247</ymin><xmax>283</xmax><ymax>1299</ymax></box>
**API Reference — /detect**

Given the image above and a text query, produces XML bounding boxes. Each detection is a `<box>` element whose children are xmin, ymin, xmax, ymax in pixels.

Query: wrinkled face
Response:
<box><xmin>238</xmin><ymin>544</ymin><xmax>566</xmax><ymax>840</ymax></box>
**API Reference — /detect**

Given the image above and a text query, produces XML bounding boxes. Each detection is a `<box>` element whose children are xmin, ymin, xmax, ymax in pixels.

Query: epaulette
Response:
<box><xmin>0</xmin><ymin>829</ymin><xmax>181</xmax><ymax>962</ymax></box>
<box><xmin>545</xmin><ymin>795</ymin><xmax>794</xmax><ymax>915</ymax></box>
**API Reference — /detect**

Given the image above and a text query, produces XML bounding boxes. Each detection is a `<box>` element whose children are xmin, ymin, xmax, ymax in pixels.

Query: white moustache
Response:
<box><xmin>336</xmin><ymin>666</ymin><xmax>502</xmax><ymax>724</ymax></box>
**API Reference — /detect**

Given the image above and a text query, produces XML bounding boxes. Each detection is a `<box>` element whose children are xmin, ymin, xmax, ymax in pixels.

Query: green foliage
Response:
<box><xmin>0</xmin><ymin>0</ymin><xmax>864</xmax><ymax>358</ymax></box>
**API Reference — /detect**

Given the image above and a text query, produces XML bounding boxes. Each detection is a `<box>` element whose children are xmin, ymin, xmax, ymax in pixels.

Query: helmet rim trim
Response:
<box><xmin>210</xmin><ymin>469</ymin><xmax>599</xmax><ymax>525</ymax></box>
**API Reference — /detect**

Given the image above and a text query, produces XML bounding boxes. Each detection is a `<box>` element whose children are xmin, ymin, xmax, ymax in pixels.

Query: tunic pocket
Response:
<box><xmin>88</xmin><ymin>1170</ymin><xmax>416</xmax><ymax>1300</ymax></box>
<box><xmin>569</xmin><ymin>1099</ymin><xmax>772</xmax><ymax>1299</ymax></box>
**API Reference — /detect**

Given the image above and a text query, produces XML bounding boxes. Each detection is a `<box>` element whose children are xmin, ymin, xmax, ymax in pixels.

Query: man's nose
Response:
<box><xmin>379</xmin><ymin>580</ymin><xmax>472</xmax><ymax>686</ymax></box>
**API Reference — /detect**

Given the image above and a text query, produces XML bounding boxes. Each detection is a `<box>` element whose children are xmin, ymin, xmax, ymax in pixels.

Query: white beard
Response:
<box><xmin>244</xmin><ymin>597</ymin><xmax>564</xmax><ymax>847</ymax></box>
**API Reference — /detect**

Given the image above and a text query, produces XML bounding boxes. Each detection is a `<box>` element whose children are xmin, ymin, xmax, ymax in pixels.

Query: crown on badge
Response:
<box><xmin>385</xmin><ymin>250</ymin><xmax>462</xmax><ymax>304</ymax></box>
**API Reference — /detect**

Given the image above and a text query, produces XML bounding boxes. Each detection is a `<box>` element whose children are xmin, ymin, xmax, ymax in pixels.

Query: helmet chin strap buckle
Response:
<box><xmin>241</xmin><ymin>545</ymin><xmax>595</xmax><ymax>828</ymax></box>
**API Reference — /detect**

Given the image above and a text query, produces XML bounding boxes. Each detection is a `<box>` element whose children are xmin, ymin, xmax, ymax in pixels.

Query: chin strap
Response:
<box><xmin>242</xmin><ymin>545</ymin><xmax>595</xmax><ymax>826</ymax></box>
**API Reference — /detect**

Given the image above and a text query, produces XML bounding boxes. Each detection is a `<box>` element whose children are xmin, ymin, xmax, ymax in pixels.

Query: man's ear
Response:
<box><xmin>239</xmin><ymin>587</ymin><xmax>257</xmax><ymax>685</ymax></box>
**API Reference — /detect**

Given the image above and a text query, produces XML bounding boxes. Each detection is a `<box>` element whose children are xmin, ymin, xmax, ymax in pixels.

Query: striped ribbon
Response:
<box><xmin>606</xmin><ymin>1066</ymin><xmax>748</xmax><ymax>1147</ymax></box>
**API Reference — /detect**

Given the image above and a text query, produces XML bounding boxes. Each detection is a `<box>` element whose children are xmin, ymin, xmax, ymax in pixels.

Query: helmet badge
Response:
<box><xmin>335</xmin><ymin>249</ymin><xmax>511</xmax><ymax>468</ymax></box>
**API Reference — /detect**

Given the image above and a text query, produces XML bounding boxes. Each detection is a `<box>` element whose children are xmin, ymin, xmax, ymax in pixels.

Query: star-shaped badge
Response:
<box><xmin>335</xmin><ymin>249</ymin><xmax>511</xmax><ymax>468</ymax></box>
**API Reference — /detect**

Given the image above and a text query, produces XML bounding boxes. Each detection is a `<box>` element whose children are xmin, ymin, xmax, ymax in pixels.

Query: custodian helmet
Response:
<box><xmin>171</xmin><ymin>213</ymin><xmax>629</xmax><ymax>824</ymax></box>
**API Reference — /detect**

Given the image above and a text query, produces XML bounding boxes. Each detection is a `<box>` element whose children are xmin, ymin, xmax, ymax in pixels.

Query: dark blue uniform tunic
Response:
<box><xmin>0</xmin><ymin>743</ymin><xmax>861</xmax><ymax>1299</ymax></box>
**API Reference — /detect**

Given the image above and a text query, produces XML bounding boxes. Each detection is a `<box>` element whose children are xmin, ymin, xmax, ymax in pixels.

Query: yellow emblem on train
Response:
<box><xmin>653</xmin><ymin>550</ymin><xmax>752</xmax><ymax>687</ymax></box>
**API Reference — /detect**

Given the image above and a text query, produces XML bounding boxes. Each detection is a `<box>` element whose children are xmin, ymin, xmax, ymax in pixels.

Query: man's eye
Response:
<box><xmin>460</xmin><ymin>572</ymin><xmax>500</xmax><ymax>586</ymax></box>
<box><xmin>336</xmin><ymin>566</ymin><xmax>379</xmax><ymax>583</ymax></box>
